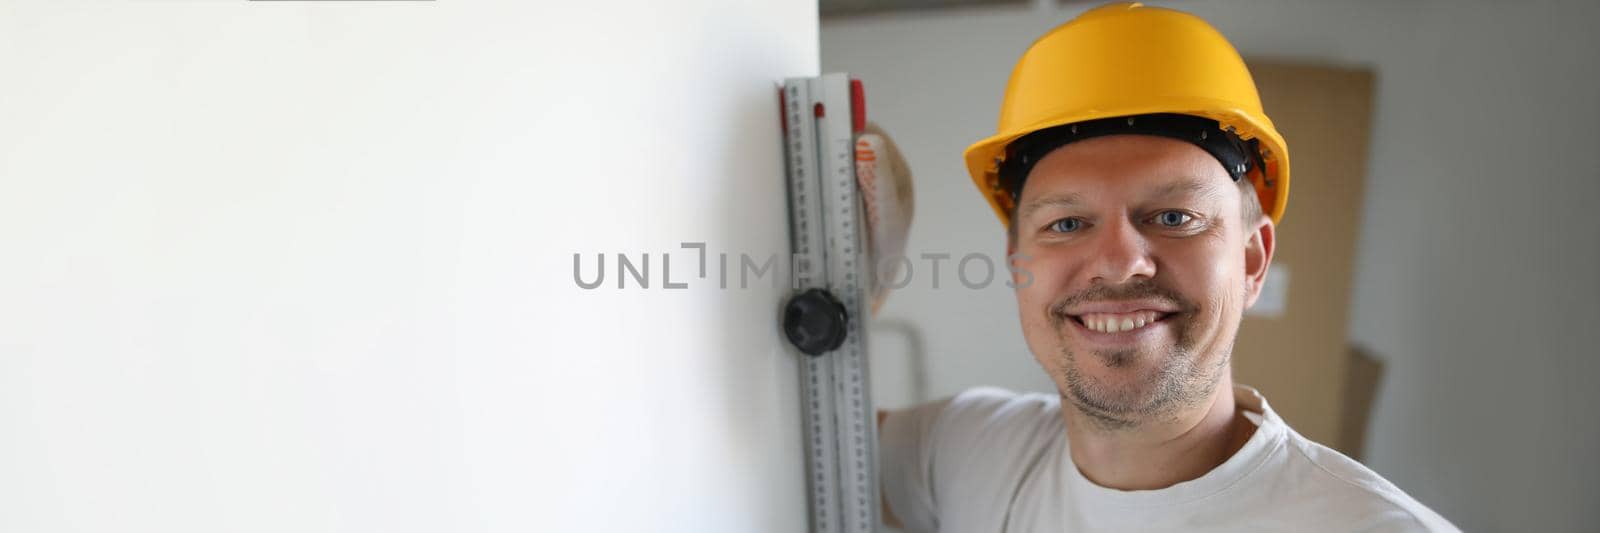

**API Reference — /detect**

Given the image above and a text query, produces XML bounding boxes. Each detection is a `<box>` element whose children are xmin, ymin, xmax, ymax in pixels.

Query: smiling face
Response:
<box><xmin>1006</xmin><ymin>134</ymin><xmax>1274</xmax><ymax>430</ymax></box>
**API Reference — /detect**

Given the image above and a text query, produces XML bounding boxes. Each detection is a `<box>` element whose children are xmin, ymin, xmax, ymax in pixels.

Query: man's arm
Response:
<box><xmin>878</xmin><ymin>408</ymin><xmax>903</xmax><ymax>529</ymax></box>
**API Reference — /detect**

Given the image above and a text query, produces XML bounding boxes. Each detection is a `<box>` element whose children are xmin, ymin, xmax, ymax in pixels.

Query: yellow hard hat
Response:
<box><xmin>964</xmin><ymin>2</ymin><xmax>1290</xmax><ymax>228</ymax></box>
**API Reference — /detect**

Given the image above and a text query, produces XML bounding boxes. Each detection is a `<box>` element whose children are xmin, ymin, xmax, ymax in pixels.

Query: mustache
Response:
<box><xmin>1048</xmin><ymin>278</ymin><xmax>1190</xmax><ymax>321</ymax></box>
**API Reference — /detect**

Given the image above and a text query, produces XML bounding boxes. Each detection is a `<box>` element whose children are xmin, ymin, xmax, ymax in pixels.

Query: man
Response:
<box><xmin>876</xmin><ymin>3</ymin><xmax>1457</xmax><ymax>531</ymax></box>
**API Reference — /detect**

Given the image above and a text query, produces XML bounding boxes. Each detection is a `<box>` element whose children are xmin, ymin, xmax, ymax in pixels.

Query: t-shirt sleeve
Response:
<box><xmin>879</xmin><ymin>387</ymin><xmax>1045</xmax><ymax>533</ymax></box>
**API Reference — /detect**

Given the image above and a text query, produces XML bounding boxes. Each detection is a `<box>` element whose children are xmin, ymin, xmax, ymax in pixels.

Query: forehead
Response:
<box><xmin>1017</xmin><ymin>134</ymin><xmax>1234</xmax><ymax>206</ymax></box>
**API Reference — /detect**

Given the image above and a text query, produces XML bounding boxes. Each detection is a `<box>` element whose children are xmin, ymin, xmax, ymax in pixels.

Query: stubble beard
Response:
<box><xmin>1058</xmin><ymin>335</ymin><xmax>1224</xmax><ymax>432</ymax></box>
<box><xmin>1046</xmin><ymin>285</ymin><xmax>1231</xmax><ymax>432</ymax></box>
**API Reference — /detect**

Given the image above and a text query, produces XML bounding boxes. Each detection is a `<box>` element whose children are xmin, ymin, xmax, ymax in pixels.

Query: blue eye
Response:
<box><xmin>1156</xmin><ymin>211</ymin><xmax>1192</xmax><ymax>227</ymax></box>
<box><xmin>1048</xmin><ymin>218</ymin><xmax>1083</xmax><ymax>233</ymax></box>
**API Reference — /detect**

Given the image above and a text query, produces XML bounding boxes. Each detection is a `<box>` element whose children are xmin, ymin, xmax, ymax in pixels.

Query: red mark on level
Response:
<box><xmin>850</xmin><ymin>79</ymin><xmax>866</xmax><ymax>134</ymax></box>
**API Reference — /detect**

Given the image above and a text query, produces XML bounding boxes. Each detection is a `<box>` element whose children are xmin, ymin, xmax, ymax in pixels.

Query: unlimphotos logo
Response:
<box><xmin>573</xmin><ymin>241</ymin><xmax>1033</xmax><ymax>290</ymax></box>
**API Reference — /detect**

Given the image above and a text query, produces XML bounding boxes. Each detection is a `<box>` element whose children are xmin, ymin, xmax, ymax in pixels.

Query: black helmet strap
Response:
<box><xmin>998</xmin><ymin>113</ymin><xmax>1260</xmax><ymax>202</ymax></box>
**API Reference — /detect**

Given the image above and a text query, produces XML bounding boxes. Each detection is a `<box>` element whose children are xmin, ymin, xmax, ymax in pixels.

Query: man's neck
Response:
<box><xmin>1061</xmin><ymin>373</ymin><xmax>1256</xmax><ymax>491</ymax></box>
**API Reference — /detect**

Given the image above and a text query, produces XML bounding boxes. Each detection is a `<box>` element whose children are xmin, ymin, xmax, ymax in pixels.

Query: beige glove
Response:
<box><xmin>855</xmin><ymin>122</ymin><xmax>914</xmax><ymax>316</ymax></box>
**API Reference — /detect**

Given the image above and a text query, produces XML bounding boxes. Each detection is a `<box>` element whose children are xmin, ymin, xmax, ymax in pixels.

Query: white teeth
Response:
<box><xmin>1080</xmin><ymin>311</ymin><xmax>1163</xmax><ymax>334</ymax></box>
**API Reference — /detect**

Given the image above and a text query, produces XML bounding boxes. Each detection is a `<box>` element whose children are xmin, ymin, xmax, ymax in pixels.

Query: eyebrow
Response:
<box><xmin>1018</xmin><ymin>192</ymin><xmax>1084</xmax><ymax>221</ymax></box>
<box><xmin>1017</xmin><ymin>177</ymin><xmax>1222</xmax><ymax>220</ymax></box>
<box><xmin>1150</xmin><ymin>177</ymin><xmax>1217</xmax><ymax>200</ymax></box>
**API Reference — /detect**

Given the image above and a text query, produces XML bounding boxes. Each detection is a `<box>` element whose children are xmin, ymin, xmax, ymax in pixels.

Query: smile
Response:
<box><xmin>1071</xmin><ymin>311</ymin><xmax>1173</xmax><ymax>334</ymax></box>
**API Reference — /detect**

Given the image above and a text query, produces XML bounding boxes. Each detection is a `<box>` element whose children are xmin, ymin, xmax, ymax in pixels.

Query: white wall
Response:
<box><xmin>0</xmin><ymin>1</ymin><xmax>816</xmax><ymax>531</ymax></box>
<box><xmin>824</xmin><ymin>1</ymin><xmax>1600</xmax><ymax>530</ymax></box>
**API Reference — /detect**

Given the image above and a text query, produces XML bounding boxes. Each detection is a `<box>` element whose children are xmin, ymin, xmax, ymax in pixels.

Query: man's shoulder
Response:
<box><xmin>944</xmin><ymin>386</ymin><xmax>1061</xmax><ymax>419</ymax></box>
<box><xmin>899</xmin><ymin>386</ymin><xmax>1065</xmax><ymax>470</ymax></box>
<box><xmin>937</xmin><ymin>386</ymin><xmax>1063</xmax><ymax>440</ymax></box>
<box><xmin>879</xmin><ymin>387</ymin><xmax>1069</xmax><ymax>532</ymax></box>
<box><xmin>1261</xmin><ymin>429</ymin><xmax>1458</xmax><ymax>531</ymax></box>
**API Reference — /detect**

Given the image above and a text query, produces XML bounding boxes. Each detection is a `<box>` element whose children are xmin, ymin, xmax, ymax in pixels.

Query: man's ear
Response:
<box><xmin>1241</xmin><ymin>215</ymin><xmax>1275</xmax><ymax>309</ymax></box>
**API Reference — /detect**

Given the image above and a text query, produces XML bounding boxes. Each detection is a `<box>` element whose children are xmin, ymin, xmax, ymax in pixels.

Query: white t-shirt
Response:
<box><xmin>880</xmin><ymin>384</ymin><xmax>1457</xmax><ymax>532</ymax></box>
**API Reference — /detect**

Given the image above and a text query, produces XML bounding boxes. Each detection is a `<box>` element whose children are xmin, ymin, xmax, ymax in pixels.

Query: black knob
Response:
<box><xmin>783</xmin><ymin>289</ymin><xmax>849</xmax><ymax>356</ymax></box>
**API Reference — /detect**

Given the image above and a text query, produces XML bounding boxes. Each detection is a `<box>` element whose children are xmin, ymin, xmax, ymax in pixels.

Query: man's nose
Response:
<box><xmin>1085</xmin><ymin>218</ymin><xmax>1156</xmax><ymax>286</ymax></box>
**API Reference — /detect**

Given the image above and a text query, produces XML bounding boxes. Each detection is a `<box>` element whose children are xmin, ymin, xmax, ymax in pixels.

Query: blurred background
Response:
<box><xmin>828</xmin><ymin>1</ymin><xmax>1599</xmax><ymax>531</ymax></box>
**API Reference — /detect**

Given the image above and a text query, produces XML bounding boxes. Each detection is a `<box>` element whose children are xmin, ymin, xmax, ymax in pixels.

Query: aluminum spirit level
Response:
<box><xmin>779</xmin><ymin>73</ymin><xmax>879</xmax><ymax>533</ymax></box>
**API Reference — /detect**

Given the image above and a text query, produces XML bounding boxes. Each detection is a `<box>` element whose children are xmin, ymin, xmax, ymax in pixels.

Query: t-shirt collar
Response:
<box><xmin>1060</xmin><ymin>384</ymin><xmax>1289</xmax><ymax>507</ymax></box>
